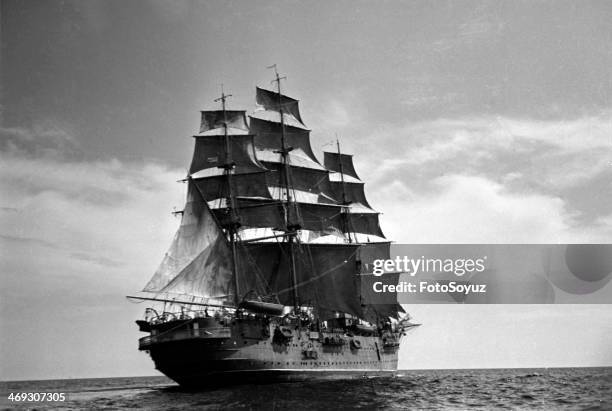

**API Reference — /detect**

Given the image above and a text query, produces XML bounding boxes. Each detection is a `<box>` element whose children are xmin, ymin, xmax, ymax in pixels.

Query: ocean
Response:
<box><xmin>1</xmin><ymin>368</ymin><xmax>611</xmax><ymax>410</ymax></box>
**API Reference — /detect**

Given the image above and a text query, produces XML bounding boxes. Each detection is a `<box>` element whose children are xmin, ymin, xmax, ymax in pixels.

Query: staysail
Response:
<box><xmin>142</xmin><ymin>181</ymin><xmax>235</xmax><ymax>301</ymax></box>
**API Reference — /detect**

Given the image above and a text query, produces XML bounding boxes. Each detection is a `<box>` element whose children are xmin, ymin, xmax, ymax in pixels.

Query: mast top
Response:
<box><xmin>267</xmin><ymin>64</ymin><xmax>287</xmax><ymax>91</ymax></box>
<box><xmin>214</xmin><ymin>84</ymin><xmax>232</xmax><ymax>110</ymax></box>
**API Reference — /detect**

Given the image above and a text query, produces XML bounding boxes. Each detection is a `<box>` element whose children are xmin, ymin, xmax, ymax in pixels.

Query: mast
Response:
<box><xmin>336</xmin><ymin>139</ymin><xmax>353</xmax><ymax>243</ymax></box>
<box><xmin>268</xmin><ymin>64</ymin><xmax>300</xmax><ymax>311</ymax></box>
<box><xmin>214</xmin><ymin>86</ymin><xmax>241</xmax><ymax>306</ymax></box>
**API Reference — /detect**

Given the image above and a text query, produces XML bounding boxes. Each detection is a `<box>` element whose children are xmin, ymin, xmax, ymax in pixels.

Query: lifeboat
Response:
<box><xmin>239</xmin><ymin>300</ymin><xmax>285</xmax><ymax>315</ymax></box>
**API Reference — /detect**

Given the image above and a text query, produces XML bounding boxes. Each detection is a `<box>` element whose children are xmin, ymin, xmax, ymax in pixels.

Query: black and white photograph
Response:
<box><xmin>1</xmin><ymin>0</ymin><xmax>611</xmax><ymax>409</ymax></box>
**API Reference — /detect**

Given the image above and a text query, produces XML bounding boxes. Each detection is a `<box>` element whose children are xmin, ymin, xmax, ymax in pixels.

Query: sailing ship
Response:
<box><xmin>130</xmin><ymin>68</ymin><xmax>419</xmax><ymax>387</ymax></box>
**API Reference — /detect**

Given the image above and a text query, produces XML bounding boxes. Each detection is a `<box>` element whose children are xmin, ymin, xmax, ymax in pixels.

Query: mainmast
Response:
<box><xmin>215</xmin><ymin>86</ymin><xmax>241</xmax><ymax>306</ymax></box>
<box><xmin>268</xmin><ymin>64</ymin><xmax>300</xmax><ymax>311</ymax></box>
<box><xmin>336</xmin><ymin>139</ymin><xmax>354</xmax><ymax>243</ymax></box>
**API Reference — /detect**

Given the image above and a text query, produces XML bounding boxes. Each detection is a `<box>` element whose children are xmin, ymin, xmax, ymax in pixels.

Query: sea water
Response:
<box><xmin>1</xmin><ymin>367</ymin><xmax>611</xmax><ymax>410</ymax></box>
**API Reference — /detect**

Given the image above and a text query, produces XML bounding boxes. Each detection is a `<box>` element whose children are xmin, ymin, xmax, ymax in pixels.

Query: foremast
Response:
<box><xmin>215</xmin><ymin>87</ymin><xmax>241</xmax><ymax>307</ymax></box>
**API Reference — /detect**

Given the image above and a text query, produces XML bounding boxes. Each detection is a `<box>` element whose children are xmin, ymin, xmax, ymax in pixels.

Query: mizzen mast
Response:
<box><xmin>336</xmin><ymin>138</ymin><xmax>354</xmax><ymax>243</ymax></box>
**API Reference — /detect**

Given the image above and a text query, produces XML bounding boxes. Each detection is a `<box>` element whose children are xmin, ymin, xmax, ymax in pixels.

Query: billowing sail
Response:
<box><xmin>190</xmin><ymin>134</ymin><xmax>266</xmax><ymax>176</ymax></box>
<box><xmin>264</xmin><ymin>164</ymin><xmax>336</xmax><ymax>204</ymax></box>
<box><xmin>248</xmin><ymin>88</ymin><xmax>344</xmax><ymax>233</ymax></box>
<box><xmin>237</xmin><ymin>241</ymin><xmax>402</xmax><ymax>321</ymax></box>
<box><xmin>190</xmin><ymin>109</ymin><xmax>271</xmax><ymax>203</ymax></box>
<box><xmin>249</xmin><ymin>117</ymin><xmax>319</xmax><ymax>165</ymax></box>
<box><xmin>322</xmin><ymin>151</ymin><xmax>383</xmax><ymax>238</ymax></box>
<box><xmin>359</xmin><ymin>271</ymin><xmax>404</xmax><ymax>323</ymax></box>
<box><xmin>254</xmin><ymin>87</ymin><xmax>304</xmax><ymax>125</ymax></box>
<box><xmin>209</xmin><ymin>198</ymin><xmax>384</xmax><ymax>237</ymax></box>
<box><xmin>239</xmin><ymin>242</ymin><xmax>363</xmax><ymax>317</ymax></box>
<box><xmin>143</xmin><ymin>182</ymin><xmax>235</xmax><ymax>300</ymax></box>
<box><xmin>193</xmin><ymin>173</ymin><xmax>271</xmax><ymax>202</ymax></box>
<box><xmin>329</xmin><ymin>180</ymin><xmax>372</xmax><ymax>208</ymax></box>
<box><xmin>347</xmin><ymin>210</ymin><xmax>385</xmax><ymax>238</ymax></box>
<box><xmin>199</xmin><ymin>110</ymin><xmax>250</xmax><ymax>134</ymax></box>
<box><xmin>356</xmin><ymin>242</ymin><xmax>404</xmax><ymax>322</ymax></box>
<box><xmin>324</xmin><ymin>151</ymin><xmax>374</xmax><ymax>207</ymax></box>
<box><xmin>250</xmin><ymin>88</ymin><xmax>319</xmax><ymax>167</ymax></box>
<box><xmin>324</xmin><ymin>152</ymin><xmax>360</xmax><ymax>180</ymax></box>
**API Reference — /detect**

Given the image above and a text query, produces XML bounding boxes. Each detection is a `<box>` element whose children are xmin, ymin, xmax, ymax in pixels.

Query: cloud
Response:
<box><xmin>0</xmin><ymin>125</ymin><xmax>81</xmax><ymax>159</ymax></box>
<box><xmin>365</xmin><ymin>112</ymin><xmax>611</xmax><ymax>167</ymax></box>
<box><xmin>430</xmin><ymin>2</ymin><xmax>505</xmax><ymax>53</ymax></box>
<box><xmin>0</xmin><ymin>125</ymin><xmax>186</xmax><ymax>299</ymax></box>
<box><xmin>354</xmin><ymin>112</ymin><xmax>611</xmax><ymax>233</ymax></box>
<box><xmin>0</xmin><ymin>234</ymin><xmax>62</xmax><ymax>250</ymax></box>
<box><xmin>70</xmin><ymin>252</ymin><xmax>125</xmax><ymax>268</ymax></box>
<box><xmin>374</xmin><ymin>174</ymin><xmax>612</xmax><ymax>243</ymax></box>
<box><xmin>0</xmin><ymin>125</ymin><xmax>189</xmax><ymax>379</ymax></box>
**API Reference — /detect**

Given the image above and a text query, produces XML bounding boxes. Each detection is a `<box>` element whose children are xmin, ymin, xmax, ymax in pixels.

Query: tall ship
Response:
<box><xmin>130</xmin><ymin>69</ymin><xmax>419</xmax><ymax>387</ymax></box>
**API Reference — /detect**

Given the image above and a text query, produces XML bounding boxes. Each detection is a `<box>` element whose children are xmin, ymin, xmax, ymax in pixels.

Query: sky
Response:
<box><xmin>1</xmin><ymin>0</ymin><xmax>611</xmax><ymax>380</ymax></box>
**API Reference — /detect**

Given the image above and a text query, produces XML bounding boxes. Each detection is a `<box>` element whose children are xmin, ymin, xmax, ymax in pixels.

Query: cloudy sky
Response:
<box><xmin>1</xmin><ymin>0</ymin><xmax>611</xmax><ymax>380</ymax></box>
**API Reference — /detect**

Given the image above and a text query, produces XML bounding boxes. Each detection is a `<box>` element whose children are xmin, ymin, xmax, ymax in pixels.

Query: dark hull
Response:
<box><xmin>140</xmin><ymin>317</ymin><xmax>401</xmax><ymax>388</ymax></box>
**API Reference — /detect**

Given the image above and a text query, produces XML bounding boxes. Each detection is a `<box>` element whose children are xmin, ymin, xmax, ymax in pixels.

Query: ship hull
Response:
<box><xmin>139</xmin><ymin>317</ymin><xmax>401</xmax><ymax>388</ymax></box>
